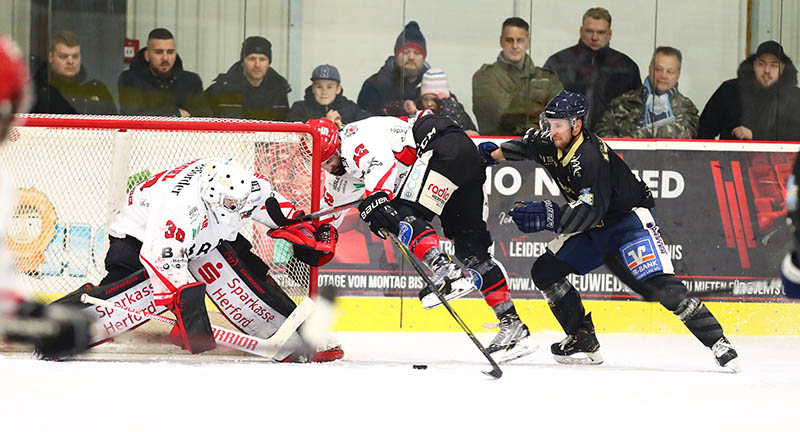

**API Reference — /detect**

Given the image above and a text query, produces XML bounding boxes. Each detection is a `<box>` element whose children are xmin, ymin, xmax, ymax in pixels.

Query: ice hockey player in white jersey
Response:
<box><xmin>54</xmin><ymin>157</ymin><xmax>342</xmax><ymax>361</ymax></box>
<box><xmin>0</xmin><ymin>35</ymin><xmax>94</xmax><ymax>358</ymax></box>
<box><xmin>309</xmin><ymin>114</ymin><xmax>535</xmax><ymax>363</ymax></box>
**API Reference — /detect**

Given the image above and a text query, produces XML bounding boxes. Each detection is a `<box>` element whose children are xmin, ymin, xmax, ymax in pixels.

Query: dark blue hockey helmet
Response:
<box><xmin>544</xmin><ymin>90</ymin><xmax>587</xmax><ymax>120</ymax></box>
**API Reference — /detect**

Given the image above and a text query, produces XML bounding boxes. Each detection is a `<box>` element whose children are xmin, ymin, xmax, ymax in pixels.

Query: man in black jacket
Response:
<box><xmin>543</xmin><ymin>8</ymin><xmax>640</xmax><ymax>130</ymax></box>
<box><xmin>118</xmin><ymin>28</ymin><xmax>210</xmax><ymax>117</ymax></box>
<box><xmin>205</xmin><ymin>36</ymin><xmax>291</xmax><ymax>121</ymax></box>
<box><xmin>357</xmin><ymin>21</ymin><xmax>429</xmax><ymax>116</ymax></box>
<box><xmin>32</xmin><ymin>31</ymin><xmax>116</xmax><ymax>115</ymax></box>
<box><xmin>699</xmin><ymin>40</ymin><xmax>800</xmax><ymax>141</ymax></box>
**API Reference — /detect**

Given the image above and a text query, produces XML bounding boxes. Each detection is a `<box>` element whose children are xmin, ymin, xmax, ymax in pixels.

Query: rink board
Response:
<box><xmin>328</xmin><ymin>297</ymin><xmax>800</xmax><ymax>336</ymax></box>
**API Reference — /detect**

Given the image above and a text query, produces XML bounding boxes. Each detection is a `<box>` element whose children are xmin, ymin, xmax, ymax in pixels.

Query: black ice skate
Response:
<box><xmin>711</xmin><ymin>336</ymin><xmax>741</xmax><ymax>372</ymax></box>
<box><xmin>551</xmin><ymin>313</ymin><xmax>603</xmax><ymax>365</ymax></box>
<box><xmin>486</xmin><ymin>313</ymin><xmax>538</xmax><ymax>364</ymax></box>
<box><xmin>418</xmin><ymin>252</ymin><xmax>475</xmax><ymax>309</ymax></box>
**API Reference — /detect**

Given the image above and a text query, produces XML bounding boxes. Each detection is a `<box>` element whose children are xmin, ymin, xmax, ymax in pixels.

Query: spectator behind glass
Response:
<box><xmin>408</xmin><ymin>68</ymin><xmax>478</xmax><ymax>136</ymax></box>
<box><xmin>699</xmin><ymin>40</ymin><xmax>800</xmax><ymax>141</ymax></box>
<box><xmin>357</xmin><ymin>21</ymin><xmax>429</xmax><ymax>116</ymax></box>
<box><xmin>287</xmin><ymin>64</ymin><xmax>369</xmax><ymax>127</ymax></box>
<box><xmin>205</xmin><ymin>36</ymin><xmax>291</xmax><ymax>121</ymax></box>
<box><xmin>31</xmin><ymin>31</ymin><xmax>116</xmax><ymax>115</ymax></box>
<box><xmin>472</xmin><ymin>17</ymin><xmax>562</xmax><ymax>136</ymax></box>
<box><xmin>543</xmin><ymin>7</ymin><xmax>641</xmax><ymax>130</ymax></box>
<box><xmin>596</xmin><ymin>46</ymin><xmax>698</xmax><ymax>139</ymax></box>
<box><xmin>118</xmin><ymin>28</ymin><xmax>210</xmax><ymax>117</ymax></box>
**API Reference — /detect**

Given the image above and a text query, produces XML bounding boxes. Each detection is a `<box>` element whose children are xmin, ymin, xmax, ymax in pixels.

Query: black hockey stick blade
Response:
<box><xmin>382</xmin><ymin>229</ymin><xmax>503</xmax><ymax>379</ymax></box>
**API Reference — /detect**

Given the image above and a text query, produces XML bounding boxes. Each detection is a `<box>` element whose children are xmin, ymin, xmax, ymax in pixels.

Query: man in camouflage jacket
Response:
<box><xmin>473</xmin><ymin>17</ymin><xmax>562</xmax><ymax>136</ymax></box>
<box><xmin>596</xmin><ymin>47</ymin><xmax>698</xmax><ymax>139</ymax></box>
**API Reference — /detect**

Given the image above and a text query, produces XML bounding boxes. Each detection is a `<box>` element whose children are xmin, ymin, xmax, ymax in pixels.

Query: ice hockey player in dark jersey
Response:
<box><xmin>781</xmin><ymin>155</ymin><xmax>800</xmax><ymax>298</ymax></box>
<box><xmin>310</xmin><ymin>114</ymin><xmax>536</xmax><ymax>363</ymax></box>
<box><xmin>479</xmin><ymin>90</ymin><xmax>740</xmax><ymax>371</ymax></box>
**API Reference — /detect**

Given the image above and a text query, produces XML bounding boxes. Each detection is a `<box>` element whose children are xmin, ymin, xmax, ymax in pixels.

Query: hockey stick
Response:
<box><xmin>381</xmin><ymin>229</ymin><xmax>503</xmax><ymax>379</ymax></box>
<box><xmin>80</xmin><ymin>294</ymin><xmax>313</xmax><ymax>360</ymax></box>
<box><xmin>287</xmin><ymin>199</ymin><xmax>363</xmax><ymax>224</ymax></box>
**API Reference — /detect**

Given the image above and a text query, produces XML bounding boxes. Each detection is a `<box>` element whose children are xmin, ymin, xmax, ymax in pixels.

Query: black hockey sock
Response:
<box><xmin>672</xmin><ymin>297</ymin><xmax>724</xmax><ymax>347</ymax></box>
<box><xmin>541</xmin><ymin>279</ymin><xmax>586</xmax><ymax>335</ymax></box>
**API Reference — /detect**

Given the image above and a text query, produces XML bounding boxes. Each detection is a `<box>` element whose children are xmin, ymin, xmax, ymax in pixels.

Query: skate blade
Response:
<box><xmin>492</xmin><ymin>338</ymin><xmax>540</xmax><ymax>364</ymax></box>
<box><xmin>553</xmin><ymin>351</ymin><xmax>604</xmax><ymax>365</ymax></box>
<box><xmin>420</xmin><ymin>280</ymin><xmax>476</xmax><ymax>310</ymax></box>
<box><xmin>722</xmin><ymin>358</ymin><xmax>742</xmax><ymax>373</ymax></box>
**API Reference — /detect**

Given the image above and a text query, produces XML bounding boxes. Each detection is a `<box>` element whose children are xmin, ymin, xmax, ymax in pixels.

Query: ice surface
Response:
<box><xmin>1</xmin><ymin>332</ymin><xmax>797</xmax><ymax>431</ymax></box>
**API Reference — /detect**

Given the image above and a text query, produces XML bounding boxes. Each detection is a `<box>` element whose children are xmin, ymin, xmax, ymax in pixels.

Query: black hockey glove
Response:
<box><xmin>358</xmin><ymin>191</ymin><xmax>400</xmax><ymax>239</ymax></box>
<box><xmin>508</xmin><ymin>200</ymin><xmax>561</xmax><ymax>233</ymax></box>
<box><xmin>478</xmin><ymin>141</ymin><xmax>500</xmax><ymax>166</ymax></box>
<box><xmin>6</xmin><ymin>301</ymin><xmax>95</xmax><ymax>359</ymax></box>
<box><xmin>521</xmin><ymin>128</ymin><xmax>553</xmax><ymax>152</ymax></box>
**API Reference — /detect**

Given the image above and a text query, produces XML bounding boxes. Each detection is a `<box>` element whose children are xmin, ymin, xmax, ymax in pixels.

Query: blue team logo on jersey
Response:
<box><xmin>397</xmin><ymin>221</ymin><xmax>412</xmax><ymax>246</ymax></box>
<box><xmin>467</xmin><ymin>268</ymin><xmax>482</xmax><ymax>290</ymax></box>
<box><xmin>620</xmin><ymin>237</ymin><xmax>663</xmax><ymax>280</ymax></box>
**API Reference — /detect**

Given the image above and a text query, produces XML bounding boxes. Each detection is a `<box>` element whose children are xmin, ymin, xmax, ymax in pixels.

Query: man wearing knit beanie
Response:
<box><xmin>358</xmin><ymin>21</ymin><xmax>430</xmax><ymax>116</ymax></box>
<box><xmin>205</xmin><ymin>35</ymin><xmax>291</xmax><ymax>120</ymax></box>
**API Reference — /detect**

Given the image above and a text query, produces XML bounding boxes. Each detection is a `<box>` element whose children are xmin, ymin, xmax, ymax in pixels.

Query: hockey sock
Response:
<box><xmin>466</xmin><ymin>257</ymin><xmax>513</xmax><ymax>318</ymax></box>
<box><xmin>672</xmin><ymin>297</ymin><xmax>724</xmax><ymax>347</ymax></box>
<box><xmin>400</xmin><ymin>215</ymin><xmax>440</xmax><ymax>262</ymax></box>
<box><xmin>541</xmin><ymin>278</ymin><xmax>586</xmax><ymax>335</ymax></box>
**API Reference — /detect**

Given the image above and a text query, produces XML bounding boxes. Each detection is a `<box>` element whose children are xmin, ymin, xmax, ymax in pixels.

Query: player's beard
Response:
<box><xmin>331</xmin><ymin>163</ymin><xmax>346</xmax><ymax>176</ymax></box>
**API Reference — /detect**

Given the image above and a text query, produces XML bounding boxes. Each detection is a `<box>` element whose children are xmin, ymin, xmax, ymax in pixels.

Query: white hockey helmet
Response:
<box><xmin>200</xmin><ymin>159</ymin><xmax>253</xmax><ymax>227</ymax></box>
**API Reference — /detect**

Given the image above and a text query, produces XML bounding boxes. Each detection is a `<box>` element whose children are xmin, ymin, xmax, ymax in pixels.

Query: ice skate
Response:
<box><xmin>486</xmin><ymin>313</ymin><xmax>538</xmax><ymax>364</ymax></box>
<box><xmin>711</xmin><ymin>336</ymin><xmax>740</xmax><ymax>372</ymax></box>
<box><xmin>418</xmin><ymin>253</ymin><xmax>476</xmax><ymax>309</ymax></box>
<box><xmin>551</xmin><ymin>313</ymin><xmax>603</xmax><ymax>365</ymax></box>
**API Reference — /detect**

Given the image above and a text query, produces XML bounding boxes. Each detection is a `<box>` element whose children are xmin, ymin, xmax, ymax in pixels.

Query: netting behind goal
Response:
<box><xmin>0</xmin><ymin>115</ymin><xmax>321</xmax><ymax>305</ymax></box>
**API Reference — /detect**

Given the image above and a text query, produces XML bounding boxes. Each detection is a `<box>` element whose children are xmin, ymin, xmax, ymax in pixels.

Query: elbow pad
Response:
<box><xmin>558</xmin><ymin>201</ymin><xmax>602</xmax><ymax>234</ymax></box>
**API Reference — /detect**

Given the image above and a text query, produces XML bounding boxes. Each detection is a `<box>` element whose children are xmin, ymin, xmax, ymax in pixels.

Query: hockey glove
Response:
<box><xmin>478</xmin><ymin>141</ymin><xmax>500</xmax><ymax>166</ymax></box>
<box><xmin>292</xmin><ymin>223</ymin><xmax>339</xmax><ymax>267</ymax></box>
<box><xmin>269</xmin><ymin>221</ymin><xmax>317</xmax><ymax>248</ymax></box>
<box><xmin>7</xmin><ymin>301</ymin><xmax>95</xmax><ymax>359</ymax></box>
<box><xmin>508</xmin><ymin>200</ymin><xmax>561</xmax><ymax>233</ymax></box>
<box><xmin>358</xmin><ymin>191</ymin><xmax>400</xmax><ymax>239</ymax></box>
<box><xmin>521</xmin><ymin>128</ymin><xmax>554</xmax><ymax>152</ymax></box>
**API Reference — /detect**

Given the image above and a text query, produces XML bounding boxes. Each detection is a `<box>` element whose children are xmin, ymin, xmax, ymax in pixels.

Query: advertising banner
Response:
<box><xmin>320</xmin><ymin>140</ymin><xmax>799</xmax><ymax>303</ymax></box>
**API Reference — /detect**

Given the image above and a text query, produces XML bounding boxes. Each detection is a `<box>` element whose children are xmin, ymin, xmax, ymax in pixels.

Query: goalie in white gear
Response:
<box><xmin>0</xmin><ymin>35</ymin><xmax>94</xmax><ymax>358</ymax></box>
<box><xmin>53</xmin><ymin>158</ymin><xmax>342</xmax><ymax>361</ymax></box>
<box><xmin>309</xmin><ymin>114</ymin><xmax>535</xmax><ymax>363</ymax></box>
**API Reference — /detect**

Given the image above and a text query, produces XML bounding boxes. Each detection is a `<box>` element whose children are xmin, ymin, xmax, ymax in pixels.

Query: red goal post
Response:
<box><xmin>0</xmin><ymin>114</ymin><xmax>322</xmax><ymax>304</ymax></box>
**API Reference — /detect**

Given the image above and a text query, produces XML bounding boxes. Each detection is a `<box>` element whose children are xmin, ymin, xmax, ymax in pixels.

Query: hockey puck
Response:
<box><xmin>412</xmin><ymin>364</ymin><xmax>428</xmax><ymax>370</ymax></box>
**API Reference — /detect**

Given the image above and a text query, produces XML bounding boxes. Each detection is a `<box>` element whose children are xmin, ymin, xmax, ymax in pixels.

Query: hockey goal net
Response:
<box><xmin>0</xmin><ymin>115</ymin><xmax>322</xmax><ymax>307</ymax></box>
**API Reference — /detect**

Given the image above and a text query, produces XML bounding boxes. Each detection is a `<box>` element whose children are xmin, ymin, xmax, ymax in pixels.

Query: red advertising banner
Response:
<box><xmin>320</xmin><ymin>139</ymin><xmax>799</xmax><ymax>303</ymax></box>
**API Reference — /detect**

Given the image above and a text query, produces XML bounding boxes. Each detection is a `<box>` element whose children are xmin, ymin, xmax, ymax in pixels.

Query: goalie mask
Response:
<box><xmin>201</xmin><ymin>160</ymin><xmax>253</xmax><ymax>228</ymax></box>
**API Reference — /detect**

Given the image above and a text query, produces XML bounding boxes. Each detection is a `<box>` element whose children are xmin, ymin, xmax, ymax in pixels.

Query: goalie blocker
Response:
<box><xmin>53</xmin><ymin>237</ymin><xmax>341</xmax><ymax>362</ymax></box>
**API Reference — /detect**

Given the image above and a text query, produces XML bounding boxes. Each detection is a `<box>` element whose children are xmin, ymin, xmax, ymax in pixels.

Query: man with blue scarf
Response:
<box><xmin>596</xmin><ymin>47</ymin><xmax>698</xmax><ymax>139</ymax></box>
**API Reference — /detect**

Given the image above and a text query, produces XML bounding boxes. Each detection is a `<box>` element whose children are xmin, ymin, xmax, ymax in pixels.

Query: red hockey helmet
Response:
<box><xmin>0</xmin><ymin>36</ymin><xmax>30</xmax><ymax>119</ymax></box>
<box><xmin>307</xmin><ymin>118</ymin><xmax>341</xmax><ymax>162</ymax></box>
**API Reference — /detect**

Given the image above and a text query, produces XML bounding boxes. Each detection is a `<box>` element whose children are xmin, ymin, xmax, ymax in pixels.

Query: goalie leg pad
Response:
<box><xmin>189</xmin><ymin>243</ymin><xmax>336</xmax><ymax>361</ymax></box>
<box><xmin>53</xmin><ymin>269</ymin><xmax>166</xmax><ymax>348</ymax></box>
